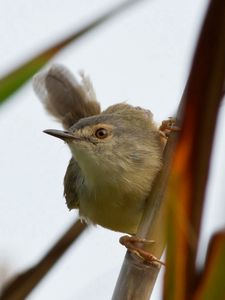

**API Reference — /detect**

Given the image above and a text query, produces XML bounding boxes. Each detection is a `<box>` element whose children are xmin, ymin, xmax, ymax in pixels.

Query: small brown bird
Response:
<box><xmin>33</xmin><ymin>65</ymin><xmax>164</xmax><ymax>235</ymax></box>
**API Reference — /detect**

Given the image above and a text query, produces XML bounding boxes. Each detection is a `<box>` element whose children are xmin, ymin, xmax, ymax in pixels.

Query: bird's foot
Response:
<box><xmin>159</xmin><ymin>117</ymin><xmax>180</xmax><ymax>140</ymax></box>
<box><xmin>119</xmin><ymin>235</ymin><xmax>165</xmax><ymax>266</ymax></box>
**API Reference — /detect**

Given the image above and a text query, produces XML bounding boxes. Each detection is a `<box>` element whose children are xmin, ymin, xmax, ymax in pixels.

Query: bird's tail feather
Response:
<box><xmin>33</xmin><ymin>64</ymin><xmax>101</xmax><ymax>129</ymax></box>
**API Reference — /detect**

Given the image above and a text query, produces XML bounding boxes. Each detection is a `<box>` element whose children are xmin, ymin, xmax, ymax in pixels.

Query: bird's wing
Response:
<box><xmin>64</xmin><ymin>158</ymin><xmax>84</xmax><ymax>210</ymax></box>
<box><xmin>33</xmin><ymin>64</ymin><xmax>101</xmax><ymax>129</ymax></box>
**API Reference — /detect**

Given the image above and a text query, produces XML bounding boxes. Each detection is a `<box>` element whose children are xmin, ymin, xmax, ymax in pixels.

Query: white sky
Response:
<box><xmin>1</xmin><ymin>0</ymin><xmax>225</xmax><ymax>299</ymax></box>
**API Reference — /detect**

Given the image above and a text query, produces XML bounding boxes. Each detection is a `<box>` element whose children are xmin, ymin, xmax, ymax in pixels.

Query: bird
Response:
<box><xmin>33</xmin><ymin>64</ymin><xmax>164</xmax><ymax>235</ymax></box>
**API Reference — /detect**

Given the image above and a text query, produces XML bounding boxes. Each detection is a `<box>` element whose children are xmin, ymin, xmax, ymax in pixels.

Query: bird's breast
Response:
<box><xmin>78</xmin><ymin>181</ymin><xmax>146</xmax><ymax>234</ymax></box>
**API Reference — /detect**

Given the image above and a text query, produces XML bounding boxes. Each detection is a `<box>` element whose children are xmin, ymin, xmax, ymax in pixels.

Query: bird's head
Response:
<box><xmin>44</xmin><ymin>104</ymin><xmax>163</xmax><ymax>181</ymax></box>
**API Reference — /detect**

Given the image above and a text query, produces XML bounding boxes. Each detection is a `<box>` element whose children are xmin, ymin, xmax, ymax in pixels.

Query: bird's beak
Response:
<box><xmin>43</xmin><ymin>129</ymin><xmax>80</xmax><ymax>142</ymax></box>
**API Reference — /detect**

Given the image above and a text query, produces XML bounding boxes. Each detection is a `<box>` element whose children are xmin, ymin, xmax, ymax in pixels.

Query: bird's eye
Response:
<box><xmin>95</xmin><ymin>128</ymin><xmax>108</xmax><ymax>139</ymax></box>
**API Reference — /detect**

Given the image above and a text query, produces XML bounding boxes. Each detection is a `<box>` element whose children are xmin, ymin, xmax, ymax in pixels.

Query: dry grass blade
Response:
<box><xmin>0</xmin><ymin>0</ymin><xmax>147</xmax><ymax>104</ymax></box>
<box><xmin>163</xmin><ymin>1</ymin><xmax>225</xmax><ymax>299</ymax></box>
<box><xmin>0</xmin><ymin>220</ymin><xmax>87</xmax><ymax>300</ymax></box>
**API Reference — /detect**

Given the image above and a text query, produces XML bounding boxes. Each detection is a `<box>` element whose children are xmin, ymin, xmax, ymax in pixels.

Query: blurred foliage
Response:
<box><xmin>0</xmin><ymin>0</ymin><xmax>144</xmax><ymax>105</ymax></box>
<box><xmin>163</xmin><ymin>0</ymin><xmax>225</xmax><ymax>299</ymax></box>
<box><xmin>193</xmin><ymin>232</ymin><xmax>225</xmax><ymax>300</ymax></box>
<box><xmin>1</xmin><ymin>220</ymin><xmax>86</xmax><ymax>300</ymax></box>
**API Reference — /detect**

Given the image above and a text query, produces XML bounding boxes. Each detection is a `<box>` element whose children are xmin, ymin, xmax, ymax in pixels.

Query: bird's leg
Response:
<box><xmin>119</xmin><ymin>235</ymin><xmax>165</xmax><ymax>266</ymax></box>
<box><xmin>159</xmin><ymin>117</ymin><xmax>180</xmax><ymax>141</ymax></box>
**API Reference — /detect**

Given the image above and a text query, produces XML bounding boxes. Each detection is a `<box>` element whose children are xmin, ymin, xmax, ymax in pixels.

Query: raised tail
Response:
<box><xmin>33</xmin><ymin>64</ymin><xmax>101</xmax><ymax>129</ymax></box>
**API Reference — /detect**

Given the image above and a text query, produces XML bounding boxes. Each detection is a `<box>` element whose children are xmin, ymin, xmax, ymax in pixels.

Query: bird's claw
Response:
<box><xmin>119</xmin><ymin>235</ymin><xmax>165</xmax><ymax>266</ymax></box>
<box><xmin>159</xmin><ymin>117</ymin><xmax>180</xmax><ymax>140</ymax></box>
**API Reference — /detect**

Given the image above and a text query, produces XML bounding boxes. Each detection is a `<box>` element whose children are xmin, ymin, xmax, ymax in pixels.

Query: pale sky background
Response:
<box><xmin>0</xmin><ymin>0</ymin><xmax>225</xmax><ymax>299</ymax></box>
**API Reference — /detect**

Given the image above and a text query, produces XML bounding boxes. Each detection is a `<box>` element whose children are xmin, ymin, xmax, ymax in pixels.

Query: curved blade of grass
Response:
<box><xmin>193</xmin><ymin>231</ymin><xmax>225</xmax><ymax>300</ymax></box>
<box><xmin>0</xmin><ymin>0</ymin><xmax>147</xmax><ymax>105</ymax></box>
<box><xmin>163</xmin><ymin>1</ymin><xmax>225</xmax><ymax>299</ymax></box>
<box><xmin>0</xmin><ymin>220</ymin><xmax>87</xmax><ymax>300</ymax></box>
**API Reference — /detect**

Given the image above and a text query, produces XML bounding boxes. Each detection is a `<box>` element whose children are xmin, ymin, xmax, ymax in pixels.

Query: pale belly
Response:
<box><xmin>78</xmin><ymin>185</ymin><xmax>146</xmax><ymax>234</ymax></box>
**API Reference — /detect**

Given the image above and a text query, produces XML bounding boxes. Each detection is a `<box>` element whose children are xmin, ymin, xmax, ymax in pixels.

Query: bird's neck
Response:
<box><xmin>71</xmin><ymin>148</ymin><xmax>113</xmax><ymax>187</ymax></box>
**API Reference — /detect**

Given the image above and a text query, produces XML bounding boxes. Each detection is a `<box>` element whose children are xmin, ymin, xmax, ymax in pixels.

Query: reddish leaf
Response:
<box><xmin>163</xmin><ymin>1</ymin><xmax>225</xmax><ymax>299</ymax></box>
